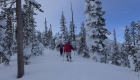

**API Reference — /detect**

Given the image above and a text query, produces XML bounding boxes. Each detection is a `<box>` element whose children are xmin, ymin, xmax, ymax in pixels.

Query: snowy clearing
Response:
<box><xmin>0</xmin><ymin>49</ymin><xmax>138</xmax><ymax>80</ymax></box>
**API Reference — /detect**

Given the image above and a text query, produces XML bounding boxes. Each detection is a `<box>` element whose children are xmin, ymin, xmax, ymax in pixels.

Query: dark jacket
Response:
<box><xmin>57</xmin><ymin>43</ymin><xmax>64</xmax><ymax>51</ymax></box>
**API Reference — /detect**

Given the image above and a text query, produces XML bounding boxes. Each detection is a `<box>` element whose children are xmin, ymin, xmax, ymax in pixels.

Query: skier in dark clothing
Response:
<box><xmin>57</xmin><ymin>42</ymin><xmax>64</xmax><ymax>56</ymax></box>
<box><xmin>64</xmin><ymin>41</ymin><xmax>74</xmax><ymax>61</ymax></box>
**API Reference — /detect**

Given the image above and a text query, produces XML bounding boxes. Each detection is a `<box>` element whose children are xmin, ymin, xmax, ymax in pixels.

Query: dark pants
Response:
<box><xmin>60</xmin><ymin>48</ymin><xmax>63</xmax><ymax>56</ymax></box>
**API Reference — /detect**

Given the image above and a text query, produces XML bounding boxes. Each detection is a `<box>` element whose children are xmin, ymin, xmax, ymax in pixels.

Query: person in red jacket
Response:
<box><xmin>64</xmin><ymin>41</ymin><xmax>74</xmax><ymax>61</ymax></box>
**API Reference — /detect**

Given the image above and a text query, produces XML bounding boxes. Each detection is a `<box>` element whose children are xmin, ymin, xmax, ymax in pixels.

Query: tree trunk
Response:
<box><xmin>16</xmin><ymin>0</ymin><xmax>24</xmax><ymax>78</ymax></box>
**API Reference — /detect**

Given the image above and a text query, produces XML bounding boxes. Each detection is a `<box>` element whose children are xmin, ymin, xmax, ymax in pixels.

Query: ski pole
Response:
<box><xmin>63</xmin><ymin>52</ymin><xmax>64</xmax><ymax>61</ymax></box>
<box><xmin>74</xmin><ymin>51</ymin><xmax>76</xmax><ymax>60</ymax></box>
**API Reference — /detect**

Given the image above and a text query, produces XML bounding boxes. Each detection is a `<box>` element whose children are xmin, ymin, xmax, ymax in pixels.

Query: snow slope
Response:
<box><xmin>0</xmin><ymin>49</ymin><xmax>138</xmax><ymax>80</ymax></box>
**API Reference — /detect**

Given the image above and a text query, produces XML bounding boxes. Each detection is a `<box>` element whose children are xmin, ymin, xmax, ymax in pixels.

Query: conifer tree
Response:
<box><xmin>84</xmin><ymin>0</ymin><xmax>110</xmax><ymax>62</ymax></box>
<box><xmin>70</xmin><ymin>2</ymin><xmax>75</xmax><ymax>41</ymax></box>
<box><xmin>78</xmin><ymin>22</ymin><xmax>86</xmax><ymax>55</ymax></box>
<box><xmin>130</xmin><ymin>21</ymin><xmax>137</xmax><ymax>47</ymax></box>
<box><xmin>48</xmin><ymin>24</ymin><xmax>53</xmax><ymax>49</ymax></box>
<box><xmin>103</xmin><ymin>39</ymin><xmax>114</xmax><ymax>63</ymax></box>
<box><xmin>0</xmin><ymin>11</ymin><xmax>6</xmax><ymax>64</ymax></box>
<box><xmin>43</xmin><ymin>18</ymin><xmax>49</xmax><ymax>47</ymax></box>
<box><xmin>51</xmin><ymin>38</ymin><xmax>56</xmax><ymax>50</ymax></box>
<box><xmin>32</xmin><ymin>30</ymin><xmax>40</xmax><ymax>56</ymax></box>
<box><xmin>133</xmin><ymin>21</ymin><xmax>140</xmax><ymax>72</ymax></box>
<box><xmin>70</xmin><ymin>2</ymin><xmax>76</xmax><ymax>49</ymax></box>
<box><xmin>0</xmin><ymin>0</ymin><xmax>43</xmax><ymax>78</ymax></box>
<box><xmin>22</xmin><ymin>3</ymin><xmax>35</xmax><ymax>65</ymax></box>
<box><xmin>121</xmin><ymin>26</ymin><xmax>131</xmax><ymax>67</ymax></box>
<box><xmin>54</xmin><ymin>32</ymin><xmax>61</xmax><ymax>48</ymax></box>
<box><xmin>136</xmin><ymin>21</ymin><xmax>140</xmax><ymax>48</ymax></box>
<box><xmin>124</xmin><ymin>26</ymin><xmax>132</xmax><ymax>45</ymax></box>
<box><xmin>78</xmin><ymin>22</ymin><xmax>90</xmax><ymax>58</ymax></box>
<box><xmin>128</xmin><ymin>22</ymin><xmax>138</xmax><ymax>69</ymax></box>
<box><xmin>3</xmin><ymin>8</ymin><xmax>15</xmax><ymax>65</ymax></box>
<box><xmin>36</xmin><ymin>30</ymin><xmax>42</xmax><ymax>43</ymax></box>
<box><xmin>60</xmin><ymin>11</ymin><xmax>67</xmax><ymax>44</ymax></box>
<box><xmin>0</xmin><ymin>5</ymin><xmax>16</xmax><ymax>65</ymax></box>
<box><xmin>112</xmin><ymin>28</ymin><xmax>120</xmax><ymax>66</ymax></box>
<box><xmin>22</xmin><ymin>0</ymin><xmax>43</xmax><ymax>64</ymax></box>
<box><xmin>30</xmin><ymin>7</ymin><xmax>43</xmax><ymax>57</ymax></box>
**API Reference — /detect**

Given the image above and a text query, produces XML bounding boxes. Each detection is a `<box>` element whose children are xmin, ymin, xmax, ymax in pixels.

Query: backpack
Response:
<box><xmin>59</xmin><ymin>43</ymin><xmax>63</xmax><ymax>48</ymax></box>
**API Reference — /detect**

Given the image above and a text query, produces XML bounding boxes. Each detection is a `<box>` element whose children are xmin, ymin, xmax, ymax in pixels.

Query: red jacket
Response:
<box><xmin>64</xmin><ymin>42</ymin><xmax>74</xmax><ymax>52</ymax></box>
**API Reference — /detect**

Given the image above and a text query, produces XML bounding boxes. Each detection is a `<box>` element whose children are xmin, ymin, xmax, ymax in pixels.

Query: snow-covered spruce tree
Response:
<box><xmin>35</xmin><ymin>30</ymin><xmax>44</xmax><ymax>55</ymax></box>
<box><xmin>136</xmin><ymin>21</ymin><xmax>140</xmax><ymax>45</ymax></box>
<box><xmin>130</xmin><ymin>21</ymin><xmax>137</xmax><ymax>47</ymax></box>
<box><xmin>0</xmin><ymin>11</ymin><xmax>6</xmax><ymax>64</ymax></box>
<box><xmin>124</xmin><ymin>26</ymin><xmax>132</xmax><ymax>45</ymax></box>
<box><xmin>0</xmin><ymin>0</ymin><xmax>43</xmax><ymax>76</ymax></box>
<box><xmin>36</xmin><ymin>30</ymin><xmax>42</xmax><ymax>43</ymax></box>
<box><xmin>30</xmin><ymin>7</ymin><xmax>43</xmax><ymax>58</ymax></box>
<box><xmin>83</xmin><ymin>44</ymin><xmax>90</xmax><ymax>58</ymax></box>
<box><xmin>81</xmin><ymin>23</ymin><xmax>90</xmax><ymax>58</ymax></box>
<box><xmin>111</xmin><ymin>28</ymin><xmax>121</xmax><ymax>66</ymax></box>
<box><xmin>132</xmin><ymin>21</ymin><xmax>140</xmax><ymax>72</ymax></box>
<box><xmin>43</xmin><ymin>18</ymin><xmax>49</xmax><ymax>47</ymax></box>
<box><xmin>2</xmin><ymin>8</ymin><xmax>15</xmax><ymax>65</ymax></box>
<box><xmin>60</xmin><ymin>11</ymin><xmax>67</xmax><ymax>44</ymax></box>
<box><xmin>0</xmin><ymin>29</ymin><xmax>5</xmax><ymax>64</ymax></box>
<box><xmin>78</xmin><ymin>22</ymin><xmax>85</xmax><ymax>55</ymax></box>
<box><xmin>124</xmin><ymin>21</ymin><xmax>138</xmax><ymax>71</ymax></box>
<box><xmin>0</xmin><ymin>0</ymin><xmax>20</xmax><ymax>66</ymax></box>
<box><xmin>29</xmin><ymin>7</ymin><xmax>39</xmax><ymax>56</ymax></box>
<box><xmin>69</xmin><ymin>21</ymin><xmax>76</xmax><ymax>42</ymax></box>
<box><xmin>32</xmin><ymin>31</ymin><xmax>40</xmax><ymax>56</ymax></box>
<box><xmin>84</xmin><ymin>0</ymin><xmax>110</xmax><ymax>62</ymax></box>
<box><xmin>78</xmin><ymin>21</ymin><xmax>89</xmax><ymax>58</ymax></box>
<box><xmin>51</xmin><ymin>38</ymin><xmax>56</xmax><ymax>50</ymax></box>
<box><xmin>54</xmin><ymin>32</ymin><xmax>61</xmax><ymax>48</ymax></box>
<box><xmin>31</xmin><ymin>30</ymin><xmax>44</xmax><ymax>56</ymax></box>
<box><xmin>23</xmin><ymin>0</ymin><xmax>43</xmax><ymax>65</ymax></box>
<box><xmin>48</xmin><ymin>24</ymin><xmax>53</xmax><ymax>50</ymax></box>
<box><xmin>22</xmin><ymin>4</ymin><xmax>33</xmax><ymax>65</ymax></box>
<box><xmin>121</xmin><ymin>26</ymin><xmax>131</xmax><ymax>67</ymax></box>
<box><xmin>103</xmin><ymin>39</ymin><xmax>114</xmax><ymax>63</ymax></box>
<box><xmin>6</xmin><ymin>11</ymin><xmax>17</xmax><ymax>56</ymax></box>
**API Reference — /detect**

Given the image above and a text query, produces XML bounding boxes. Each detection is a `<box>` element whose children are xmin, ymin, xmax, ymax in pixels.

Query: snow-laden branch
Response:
<box><xmin>27</xmin><ymin>0</ymin><xmax>44</xmax><ymax>12</ymax></box>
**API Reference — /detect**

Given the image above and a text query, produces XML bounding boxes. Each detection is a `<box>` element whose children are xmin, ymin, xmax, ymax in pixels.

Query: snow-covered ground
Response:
<box><xmin>0</xmin><ymin>49</ymin><xmax>139</xmax><ymax>80</ymax></box>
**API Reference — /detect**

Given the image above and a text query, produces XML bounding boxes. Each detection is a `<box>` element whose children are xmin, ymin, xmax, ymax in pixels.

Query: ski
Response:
<box><xmin>66</xmin><ymin>60</ymin><xmax>74</xmax><ymax>62</ymax></box>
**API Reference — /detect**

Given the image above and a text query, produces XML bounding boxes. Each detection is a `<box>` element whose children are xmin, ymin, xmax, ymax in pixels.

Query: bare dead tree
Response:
<box><xmin>70</xmin><ymin>2</ymin><xmax>75</xmax><ymax>41</ymax></box>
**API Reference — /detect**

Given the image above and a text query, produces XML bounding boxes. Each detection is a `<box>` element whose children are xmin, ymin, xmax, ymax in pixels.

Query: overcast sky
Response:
<box><xmin>34</xmin><ymin>0</ymin><xmax>140</xmax><ymax>43</ymax></box>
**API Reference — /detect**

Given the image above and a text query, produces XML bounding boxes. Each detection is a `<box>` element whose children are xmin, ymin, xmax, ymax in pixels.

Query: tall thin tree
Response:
<box><xmin>70</xmin><ymin>2</ymin><xmax>75</xmax><ymax>41</ymax></box>
<box><xmin>60</xmin><ymin>11</ymin><xmax>67</xmax><ymax>44</ymax></box>
<box><xmin>70</xmin><ymin>2</ymin><xmax>76</xmax><ymax>49</ymax></box>
<box><xmin>130</xmin><ymin>21</ymin><xmax>137</xmax><ymax>47</ymax></box>
<box><xmin>112</xmin><ymin>28</ymin><xmax>120</xmax><ymax>66</ymax></box>
<box><xmin>16</xmin><ymin>0</ymin><xmax>24</xmax><ymax>78</ymax></box>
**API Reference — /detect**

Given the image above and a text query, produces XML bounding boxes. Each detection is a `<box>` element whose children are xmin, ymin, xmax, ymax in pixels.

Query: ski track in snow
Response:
<box><xmin>0</xmin><ymin>49</ymin><xmax>138</xmax><ymax>80</ymax></box>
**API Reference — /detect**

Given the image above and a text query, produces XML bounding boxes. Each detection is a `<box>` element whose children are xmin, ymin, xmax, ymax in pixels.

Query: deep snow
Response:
<box><xmin>0</xmin><ymin>49</ymin><xmax>139</xmax><ymax>80</ymax></box>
